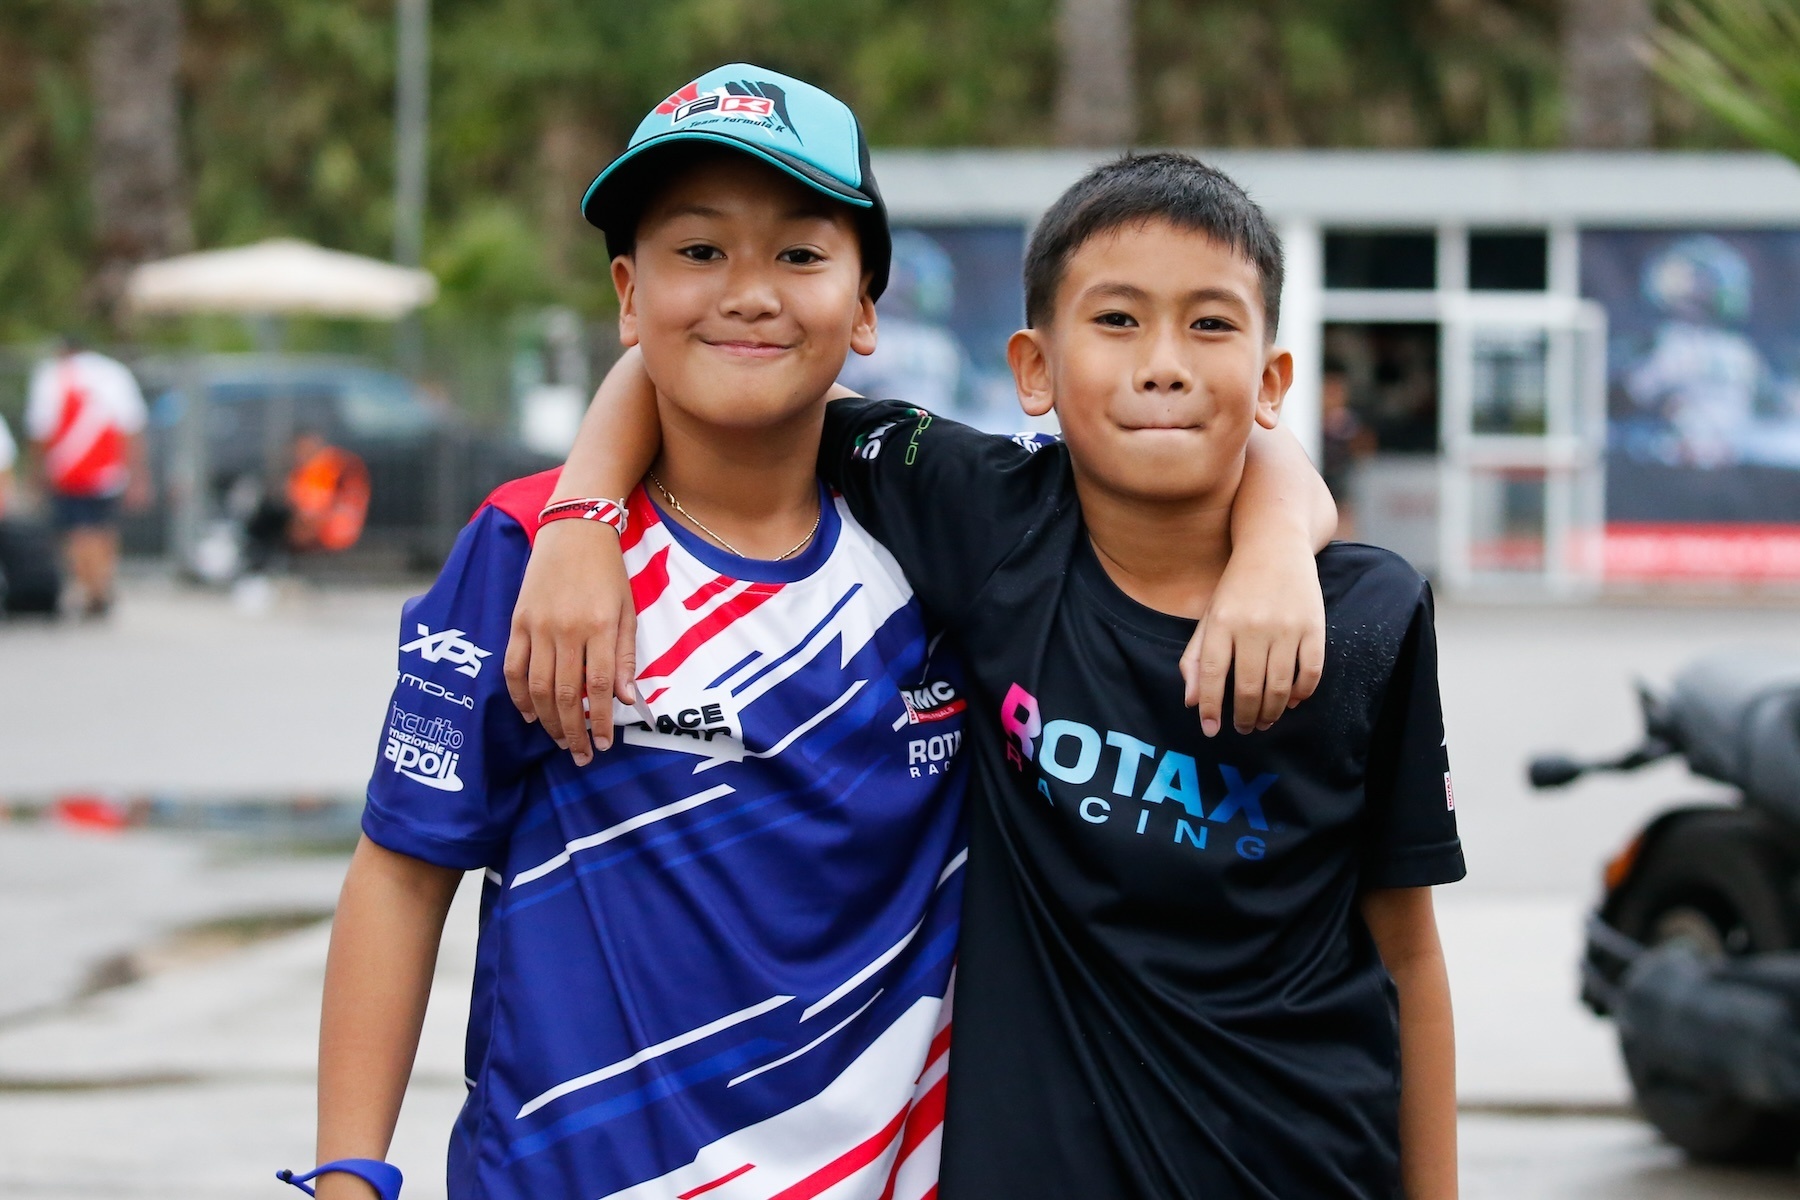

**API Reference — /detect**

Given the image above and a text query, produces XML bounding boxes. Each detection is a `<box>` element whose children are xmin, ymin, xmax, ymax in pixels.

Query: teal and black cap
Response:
<box><xmin>581</xmin><ymin>64</ymin><xmax>891</xmax><ymax>299</ymax></box>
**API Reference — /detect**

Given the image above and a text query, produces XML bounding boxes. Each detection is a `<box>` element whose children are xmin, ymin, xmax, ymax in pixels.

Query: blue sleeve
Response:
<box><xmin>361</xmin><ymin>506</ymin><xmax>550</xmax><ymax>870</ymax></box>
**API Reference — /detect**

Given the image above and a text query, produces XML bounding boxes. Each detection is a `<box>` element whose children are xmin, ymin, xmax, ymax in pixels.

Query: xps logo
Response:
<box><xmin>400</xmin><ymin>624</ymin><xmax>492</xmax><ymax>678</ymax></box>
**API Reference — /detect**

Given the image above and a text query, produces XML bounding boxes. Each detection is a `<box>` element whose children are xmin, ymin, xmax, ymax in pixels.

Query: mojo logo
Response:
<box><xmin>400</xmin><ymin>624</ymin><xmax>491</xmax><ymax>678</ymax></box>
<box><xmin>398</xmin><ymin>671</ymin><xmax>474</xmax><ymax>710</ymax></box>
<box><xmin>384</xmin><ymin>705</ymin><xmax>465</xmax><ymax>792</ymax></box>
<box><xmin>656</xmin><ymin>80</ymin><xmax>795</xmax><ymax>137</ymax></box>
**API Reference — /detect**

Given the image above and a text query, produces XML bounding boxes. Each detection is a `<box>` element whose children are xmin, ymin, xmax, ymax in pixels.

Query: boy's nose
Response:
<box><xmin>719</xmin><ymin>266</ymin><xmax>781</xmax><ymax>319</ymax></box>
<box><xmin>1135</xmin><ymin>351</ymin><xmax>1193</xmax><ymax>393</ymax></box>
<box><xmin>1134</xmin><ymin>327</ymin><xmax>1194</xmax><ymax>394</ymax></box>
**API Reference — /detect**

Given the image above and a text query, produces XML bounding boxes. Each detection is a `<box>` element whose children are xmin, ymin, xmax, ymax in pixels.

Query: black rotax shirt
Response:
<box><xmin>820</xmin><ymin>397</ymin><xmax>1466</xmax><ymax>1200</ymax></box>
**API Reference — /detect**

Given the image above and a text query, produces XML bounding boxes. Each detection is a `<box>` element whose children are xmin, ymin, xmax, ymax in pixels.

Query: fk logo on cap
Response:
<box><xmin>655</xmin><ymin>79</ymin><xmax>797</xmax><ymax>140</ymax></box>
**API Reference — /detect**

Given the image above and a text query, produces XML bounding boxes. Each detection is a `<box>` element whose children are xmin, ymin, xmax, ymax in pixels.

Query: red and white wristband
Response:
<box><xmin>538</xmin><ymin>496</ymin><xmax>629</xmax><ymax>537</ymax></box>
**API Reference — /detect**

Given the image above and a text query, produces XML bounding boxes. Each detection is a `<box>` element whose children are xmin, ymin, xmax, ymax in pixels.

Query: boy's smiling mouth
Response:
<box><xmin>1118</xmin><ymin>418</ymin><xmax>1204</xmax><ymax>431</ymax></box>
<box><xmin>702</xmin><ymin>337</ymin><xmax>794</xmax><ymax>358</ymax></box>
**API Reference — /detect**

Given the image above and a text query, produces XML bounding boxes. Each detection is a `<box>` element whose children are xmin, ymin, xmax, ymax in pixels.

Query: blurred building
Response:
<box><xmin>870</xmin><ymin>150</ymin><xmax>1800</xmax><ymax>595</ymax></box>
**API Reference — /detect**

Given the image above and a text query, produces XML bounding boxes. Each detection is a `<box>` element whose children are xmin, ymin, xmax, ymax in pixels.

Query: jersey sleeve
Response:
<box><xmin>0</xmin><ymin>416</ymin><xmax>15</xmax><ymax>473</ymax></box>
<box><xmin>1359</xmin><ymin>582</ymin><xmax>1466</xmax><ymax>890</ymax></box>
<box><xmin>818</xmin><ymin>394</ymin><xmax>1064</xmax><ymax>628</ymax></box>
<box><xmin>360</xmin><ymin>505</ymin><xmax>551</xmax><ymax>870</ymax></box>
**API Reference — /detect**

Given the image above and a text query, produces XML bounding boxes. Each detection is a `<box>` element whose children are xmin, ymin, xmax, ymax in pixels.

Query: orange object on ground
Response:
<box><xmin>287</xmin><ymin>443</ymin><xmax>370</xmax><ymax>552</ymax></box>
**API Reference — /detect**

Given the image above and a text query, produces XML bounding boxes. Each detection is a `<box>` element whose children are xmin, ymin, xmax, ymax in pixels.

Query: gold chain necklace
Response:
<box><xmin>647</xmin><ymin>471</ymin><xmax>821</xmax><ymax>562</ymax></box>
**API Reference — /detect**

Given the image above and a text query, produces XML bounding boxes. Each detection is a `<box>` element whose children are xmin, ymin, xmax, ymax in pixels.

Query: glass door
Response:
<box><xmin>1438</xmin><ymin>293</ymin><xmax>1608</xmax><ymax>594</ymax></box>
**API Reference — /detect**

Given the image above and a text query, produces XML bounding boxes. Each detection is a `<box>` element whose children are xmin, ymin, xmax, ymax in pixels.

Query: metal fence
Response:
<box><xmin>0</xmin><ymin>312</ymin><xmax>619</xmax><ymax>580</ymax></box>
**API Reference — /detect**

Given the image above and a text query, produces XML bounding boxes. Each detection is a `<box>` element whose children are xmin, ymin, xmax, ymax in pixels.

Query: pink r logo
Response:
<box><xmin>1001</xmin><ymin>683</ymin><xmax>1042</xmax><ymax>770</ymax></box>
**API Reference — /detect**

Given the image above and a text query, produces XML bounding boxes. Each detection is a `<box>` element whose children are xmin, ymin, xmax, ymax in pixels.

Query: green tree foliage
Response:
<box><xmin>1138</xmin><ymin>0</ymin><xmax>1562</xmax><ymax>147</ymax></box>
<box><xmin>1654</xmin><ymin>0</ymin><xmax>1800</xmax><ymax>162</ymax></box>
<box><xmin>0</xmin><ymin>2</ymin><xmax>95</xmax><ymax>341</ymax></box>
<box><xmin>0</xmin><ymin>0</ymin><xmax>1758</xmax><ymax>345</ymax></box>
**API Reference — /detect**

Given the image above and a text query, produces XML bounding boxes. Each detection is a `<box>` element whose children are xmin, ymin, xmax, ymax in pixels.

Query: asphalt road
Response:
<box><xmin>3</xmin><ymin>576</ymin><xmax>1799</xmax><ymax>1195</ymax></box>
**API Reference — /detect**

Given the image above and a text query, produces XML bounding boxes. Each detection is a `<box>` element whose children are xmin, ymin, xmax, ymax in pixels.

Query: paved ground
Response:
<box><xmin>3</xmin><ymin>577</ymin><xmax>1799</xmax><ymax>1194</ymax></box>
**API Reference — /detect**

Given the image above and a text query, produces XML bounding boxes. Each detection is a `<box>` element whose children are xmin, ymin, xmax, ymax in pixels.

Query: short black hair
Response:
<box><xmin>1023</xmin><ymin>153</ymin><xmax>1284</xmax><ymax>337</ymax></box>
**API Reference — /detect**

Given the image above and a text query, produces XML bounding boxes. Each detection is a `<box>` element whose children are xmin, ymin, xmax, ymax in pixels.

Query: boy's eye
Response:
<box><xmin>1193</xmin><ymin>316</ymin><xmax>1235</xmax><ymax>333</ymax></box>
<box><xmin>679</xmin><ymin>244</ymin><xmax>723</xmax><ymax>262</ymax></box>
<box><xmin>780</xmin><ymin>247</ymin><xmax>825</xmax><ymax>265</ymax></box>
<box><xmin>1095</xmin><ymin>311</ymin><xmax>1136</xmax><ymax>328</ymax></box>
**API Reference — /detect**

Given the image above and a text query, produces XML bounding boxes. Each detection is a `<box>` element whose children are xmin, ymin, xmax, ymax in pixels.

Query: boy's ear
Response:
<box><xmin>849</xmin><ymin>281</ymin><xmax>878</xmax><ymax>357</ymax></box>
<box><xmin>1008</xmin><ymin>329</ymin><xmax>1055</xmax><ymax>418</ymax></box>
<box><xmin>612</xmin><ymin>255</ymin><xmax>640</xmax><ymax>348</ymax></box>
<box><xmin>1256</xmin><ymin>344</ymin><xmax>1294</xmax><ymax>431</ymax></box>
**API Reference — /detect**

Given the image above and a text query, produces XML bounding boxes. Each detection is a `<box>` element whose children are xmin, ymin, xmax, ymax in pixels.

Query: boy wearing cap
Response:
<box><xmin>302</xmin><ymin>67</ymin><xmax>960</xmax><ymax>1200</ymax></box>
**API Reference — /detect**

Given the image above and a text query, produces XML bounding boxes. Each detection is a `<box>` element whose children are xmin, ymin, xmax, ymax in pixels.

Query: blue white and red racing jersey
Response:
<box><xmin>363</xmin><ymin>471</ymin><xmax>967</xmax><ymax>1200</ymax></box>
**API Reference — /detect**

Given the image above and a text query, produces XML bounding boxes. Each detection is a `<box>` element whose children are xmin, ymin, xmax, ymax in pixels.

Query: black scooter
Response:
<box><xmin>1530</xmin><ymin>647</ymin><xmax>1800</xmax><ymax>1165</ymax></box>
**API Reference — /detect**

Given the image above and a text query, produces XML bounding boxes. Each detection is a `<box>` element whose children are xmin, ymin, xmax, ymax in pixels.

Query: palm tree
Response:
<box><xmin>1561</xmin><ymin>0</ymin><xmax>1654</xmax><ymax>147</ymax></box>
<box><xmin>89</xmin><ymin>0</ymin><xmax>192</xmax><ymax>322</ymax></box>
<box><xmin>1055</xmin><ymin>0</ymin><xmax>1137</xmax><ymax>146</ymax></box>
<box><xmin>1653</xmin><ymin>0</ymin><xmax>1800</xmax><ymax>161</ymax></box>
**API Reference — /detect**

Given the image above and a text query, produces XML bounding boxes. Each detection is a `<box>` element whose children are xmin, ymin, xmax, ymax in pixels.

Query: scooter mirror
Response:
<box><xmin>1528</xmin><ymin>755</ymin><xmax>1585</xmax><ymax>789</ymax></box>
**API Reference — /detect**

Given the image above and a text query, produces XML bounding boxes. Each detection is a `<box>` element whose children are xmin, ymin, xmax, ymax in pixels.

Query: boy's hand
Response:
<box><xmin>1184</xmin><ymin>537</ymin><xmax>1325</xmax><ymax>737</ymax></box>
<box><xmin>503</xmin><ymin>520</ymin><xmax>636</xmax><ymax>765</ymax></box>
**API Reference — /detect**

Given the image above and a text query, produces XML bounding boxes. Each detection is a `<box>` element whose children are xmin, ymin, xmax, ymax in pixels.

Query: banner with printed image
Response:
<box><xmin>1583</xmin><ymin>229</ymin><xmax>1800</xmax><ymax>580</ymax></box>
<box><xmin>838</xmin><ymin>224</ymin><xmax>1028</xmax><ymax>433</ymax></box>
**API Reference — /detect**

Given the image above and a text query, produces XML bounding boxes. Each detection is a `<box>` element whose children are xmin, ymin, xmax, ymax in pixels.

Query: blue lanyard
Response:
<box><xmin>276</xmin><ymin>1159</ymin><xmax>403</xmax><ymax>1200</ymax></box>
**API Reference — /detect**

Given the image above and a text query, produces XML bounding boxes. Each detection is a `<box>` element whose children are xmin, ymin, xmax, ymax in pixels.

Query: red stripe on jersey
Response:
<box><xmin>637</xmin><ymin>582</ymin><xmax>781</xmax><ymax>681</ymax></box>
<box><xmin>631</xmin><ymin>546</ymin><xmax>673</xmax><ymax>612</ymax></box>
<box><xmin>767</xmin><ymin>1105</ymin><xmax>909</xmax><ymax>1200</ymax></box>
<box><xmin>619</xmin><ymin>488</ymin><xmax>660</xmax><ymax>554</ymax></box>
<box><xmin>676</xmin><ymin>1162</ymin><xmax>754</xmax><ymax>1198</ymax></box>
<box><xmin>681</xmin><ymin>575</ymin><xmax>737</xmax><ymax>611</ymax></box>
<box><xmin>877</xmin><ymin>1075</ymin><xmax>948</xmax><ymax>1200</ymax></box>
<box><xmin>917</xmin><ymin>1024</ymin><xmax>952</xmax><ymax>1084</ymax></box>
<box><xmin>894</xmin><ymin>1076</ymin><xmax>948</xmax><ymax>1174</ymax></box>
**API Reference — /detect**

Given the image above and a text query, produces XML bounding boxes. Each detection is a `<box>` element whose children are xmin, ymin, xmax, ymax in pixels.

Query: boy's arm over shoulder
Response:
<box><xmin>818</xmin><ymin>392</ymin><xmax>1063</xmax><ymax>627</ymax></box>
<box><xmin>363</xmin><ymin>484</ymin><xmax>552</xmax><ymax>870</ymax></box>
<box><xmin>1345</xmin><ymin>547</ymin><xmax>1467</xmax><ymax>890</ymax></box>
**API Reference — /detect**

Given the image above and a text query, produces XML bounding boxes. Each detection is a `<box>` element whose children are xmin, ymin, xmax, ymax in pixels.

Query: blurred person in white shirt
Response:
<box><xmin>26</xmin><ymin>336</ymin><xmax>149</xmax><ymax>616</ymax></box>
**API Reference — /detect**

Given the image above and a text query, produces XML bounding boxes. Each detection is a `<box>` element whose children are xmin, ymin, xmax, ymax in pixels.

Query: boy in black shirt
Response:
<box><xmin>519</xmin><ymin>153</ymin><xmax>1462</xmax><ymax>1198</ymax></box>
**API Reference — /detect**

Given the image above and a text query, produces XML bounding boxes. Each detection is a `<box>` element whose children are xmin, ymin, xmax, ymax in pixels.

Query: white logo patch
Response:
<box><xmin>400</xmin><ymin>624</ymin><xmax>492</xmax><ymax>678</ymax></box>
<box><xmin>615</xmin><ymin>689</ymin><xmax>745</xmax><ymax>762</ymax></box>
<box><xmin>384</xmin><ymin>705</ymin><xmax>466</xmax><ymax>791</ymax></box>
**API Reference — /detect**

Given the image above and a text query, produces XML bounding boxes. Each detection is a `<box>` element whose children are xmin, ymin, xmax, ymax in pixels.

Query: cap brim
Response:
<box><xmin>581</xmin><ymin>131</ymin><xmax>874</xmax><ymax>232</ymax></box>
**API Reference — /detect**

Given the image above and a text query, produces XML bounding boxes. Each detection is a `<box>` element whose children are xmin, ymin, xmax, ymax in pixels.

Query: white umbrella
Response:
<box><xmin>125</xmin><ymin>238</ymin><xmax>438</xmax><ymax>320</ymax></box>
